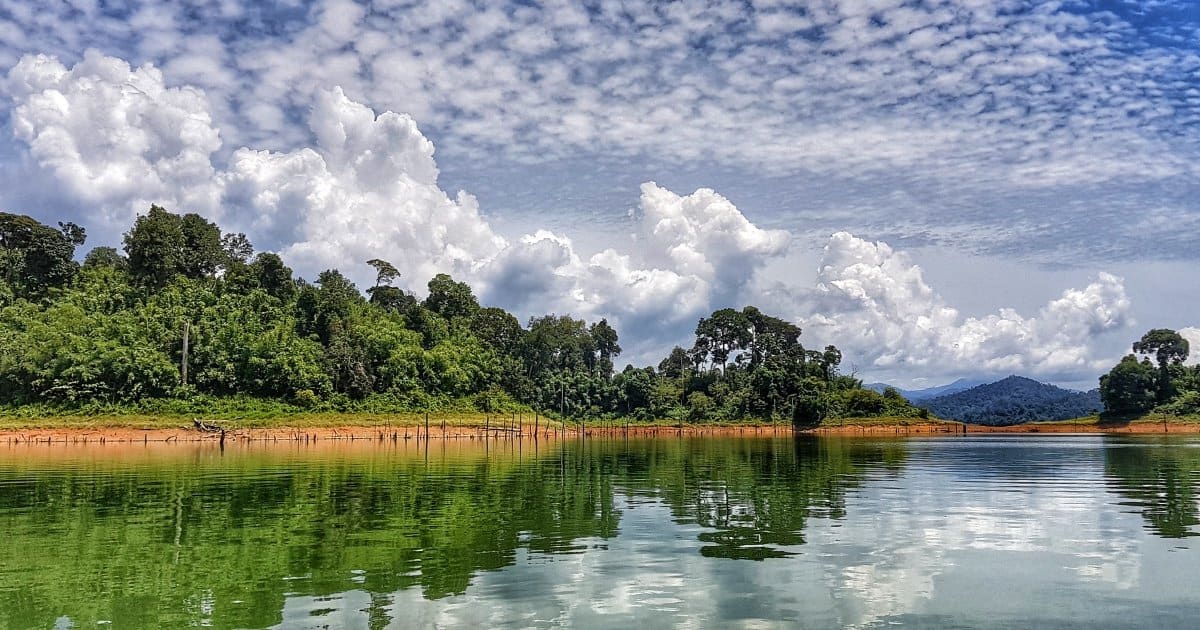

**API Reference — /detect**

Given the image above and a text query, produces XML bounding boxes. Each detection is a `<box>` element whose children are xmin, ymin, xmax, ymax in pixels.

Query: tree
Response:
<box><xmin>589</xmin><ymin>319</ymin><xmax>621</xmax><ymax>376</ymax></box>
<box><xmin>367</xmin><ymin>259</ymin><xmax>401</xmax><ymax>287</ymax></box>
<box><xmin>248</xmin><ymin>253</ymin><xmax>295</xmax><ymax>300</ymax></box>
<box><xmin>693</xmin><ymin>308</ymin><xmax>751</xmax><ymax>371</ymax></box>
<box><xmin>658</xmin><ymin>346</ymin><xmax>692</xmax><ymax>379</ymax></box>
<box><xmin>1100</xmin><ymin>354</ymin><xmax>1158</xmax><ymax>414</ymax></box>
<box><xmin>83</xmin><ymin>247</ymin><xmax>128</xmax><ymax>271</ymax></box>
<box><xmin>366</xmin><ymin>259</ymin><xmax>413</xmax><ymax>313</ymax></box>
<box><xmin>1133</xmin><ymin>329</ymin><xmax>1190</xmax><ymax>403</ymax></box>
<box><xmin>296</xmin><ymin>270</ymin><xmax>363</xmax><ymax>344</ymax></box>
<box><xmin>743</xmin><ymin>307</ymin><xmax>802</xmax><ymax>368</ymax></box>
<box><xmin>821</xmin><ymin>346</ymin><xmax>842</xmax><ymax>381</ymax></box>
<box><xmin>0</xmin><ymin>212</ymin><xmax>86</xmax><ymax>297</ymax></box>
<box><xmin>220</xmin><ymin>233</ymin><xmax>254</xmax><ymax>265</ymax></box>
<box><xmin>124</xmin><ymin>205</ymin><xmax>225</xmax><ymax>287</ymax></box>
<box><xmin>523</xmin><ymin>314</ymin><xmax>593</xmax><ymax>375</ymax></box>
<box><xmin>470</xmin><ymin>307</ymin><xmax>524</xmax><ymax>356</ymax></box>
<box><xmin>424</xmin><ymin>273</ymin><xmax>479</xmax><ymax>320</ymax></box>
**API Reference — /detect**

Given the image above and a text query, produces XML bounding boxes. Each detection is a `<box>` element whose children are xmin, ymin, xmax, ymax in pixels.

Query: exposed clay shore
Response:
<box><xmin>0</xmin><ymin>423</ymin><xmax>803</xmax><ymax>444</ymax></box>
<box><xmin>0</xmin><ymin>419</ymin><xmax>1196</xmax><ymax>445</ymax></box>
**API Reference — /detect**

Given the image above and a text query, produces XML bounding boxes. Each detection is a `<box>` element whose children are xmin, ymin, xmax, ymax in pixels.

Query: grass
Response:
<box><xmin>1033</xmin><ymin>412</ymin><xmax>1200</xmax><ymax>427</ymax></box>
<box><xmin>0</xmin><ymin>411</ymin><xmax>570</xmax><ymax>431</ymax></box>
<box><xmin>0</xmin><ymin>408</ymin><xmax>947</xmax><ymax>431</ymax></box>
<box><xmin>807</xmin><ymin>415</ymin><xmax>958</xmax><ymax>428</ymax></box>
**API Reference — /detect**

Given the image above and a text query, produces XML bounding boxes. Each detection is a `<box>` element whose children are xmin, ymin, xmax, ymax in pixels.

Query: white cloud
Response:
<box><xmin>3</xmin><ymin>52</ymin><xmax>793</xmax><ymax>363</ymax></box>
<box><xmin>3</xmin><ymin>51</ymin><xmax>1146</xmax><ymax>377</ymax></box>
<box><xmin>5</xmin><ymin>51</ymin><xmax>223</xmax><ymax>231</ymax></box>
<box><xmin>477</xmin><ymin>185</ymin><xmax>789</xmax><ymax>355</ymax></box>
<box><xmin>224</xmin><ymin>86</ymin><xmax>507</xmax><ymax>285</ymax></box>
<box><xmin>1180</xmin><ymin>327</ymin><xmax>1200</xmax><ymax>367</ymax></box>
<box><xmin>800</xmin><ymin>232</ymin><xmax>1132</xmax><ymax>380</ymax></box>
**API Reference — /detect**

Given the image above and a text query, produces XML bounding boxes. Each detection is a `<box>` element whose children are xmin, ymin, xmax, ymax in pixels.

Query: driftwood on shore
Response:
<box><xmin>193</xmin><ymin>419</ymin><xmax>225</xmax><ymax>434</ymax></box>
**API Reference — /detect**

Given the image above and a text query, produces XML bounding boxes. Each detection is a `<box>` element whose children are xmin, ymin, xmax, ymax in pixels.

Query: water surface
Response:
<box><xmin>1</xmin><ymin>434</ymin><xmax>1198</xmax><ymax>628</ymax></box>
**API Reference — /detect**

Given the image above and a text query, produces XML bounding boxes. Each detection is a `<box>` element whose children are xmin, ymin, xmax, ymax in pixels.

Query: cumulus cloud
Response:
<box><xmin>3</xmin><ymin>50</ymin><xmax>1144</xmax><ymax>378</ymax></box>
<box><xmin>1</xmin><ymin>0</ymin><xmax>1198</xmax><ymax>270</ymax></box>
<box><xmin>1181</xmin><ymin>328</ymin><xmax>1200</xmax><ymax>367</ymax></box>
<box><xmin>5</xmin><ymin>51</ymin><xmax>223</xmax><ymax>231</ymax></box>
<box><xmin>800</xmin><ymin>232</ymin><xmax>1132</xmax><ymax>380</ymax></box>
<box><xmin>223</xmin><ymin>86</ymin><xmax>507</xmax><ymax>285</ymax></box>
<box><xmin>3</xmin><ymin>52</ymin><xmax>792</xmax><ymax>362</ymax></box>
<box><xmin>477</xmin><ymin>184</ymin><xmax>790</xmax><ymax>354</ymax></box>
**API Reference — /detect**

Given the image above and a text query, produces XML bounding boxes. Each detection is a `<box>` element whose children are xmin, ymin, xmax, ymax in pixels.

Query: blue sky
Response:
<box><xmin>1</xmin><ymin>0</ymin><xmax>1197</xmax><ymax>388</ymax></box>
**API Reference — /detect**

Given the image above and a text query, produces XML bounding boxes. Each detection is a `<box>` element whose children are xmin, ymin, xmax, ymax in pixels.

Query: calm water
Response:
<box><xmin>1</xmin><ymin>434</ymin><xmax>1199</xmax><ymax>629</ymax></box>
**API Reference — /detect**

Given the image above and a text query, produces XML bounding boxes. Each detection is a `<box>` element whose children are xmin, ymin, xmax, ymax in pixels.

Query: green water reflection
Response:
<box><xmin>1104</xmin><ymin>437</ymin><xmax>1200</xmax><ymax>538</ymax></box>
<box><xmin>0</xmin><ymin>435</ymin><xmax>1199</xmax><ymax>628</ymax></box>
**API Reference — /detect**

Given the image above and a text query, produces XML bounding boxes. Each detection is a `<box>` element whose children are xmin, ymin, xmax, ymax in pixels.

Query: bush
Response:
<box><xmin>1159</xmin><ymin>391</ymin><xmax>1200</xmax><ymax>416</ymax></box>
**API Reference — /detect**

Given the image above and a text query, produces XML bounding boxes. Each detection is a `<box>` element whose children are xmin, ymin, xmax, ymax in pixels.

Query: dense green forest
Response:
<box><xmin>0</xmin><ymin>207</ymin><xmax>921</xmax><ymax>424</ymax></box>
<box><xmin>1100</xmin><ymin>329</ymin><xmax>1200</xmax><ymax>417</ymax></box>
<box><xmin>922</xmin><ymin>376</ymin><xmax>1102</xmax><ymax>426</ymax></box>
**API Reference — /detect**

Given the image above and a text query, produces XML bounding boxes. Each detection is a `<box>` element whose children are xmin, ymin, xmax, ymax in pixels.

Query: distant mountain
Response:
<box><xmin>865</xmin><ymin>377</ymin><xmax>989</xmax><ymax>402</ymax></box>
<box><xmin>922</xmin><ymin>376</ymin><xmax>1102</xmax><ymax>426</ymax></box>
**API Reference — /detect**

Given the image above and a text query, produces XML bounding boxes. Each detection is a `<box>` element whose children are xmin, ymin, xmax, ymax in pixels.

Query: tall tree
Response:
<box><xmin>220</xmin><ymin>232</ymin><xmax>254</xmax><ymax>264</ymax></box>
<box><xmin>82</xmin><ymin>246</ymin><xmax>128</xmax><ymax>271</ymax></box>
<box><xmin>424</xmin><ymin>273</ymin><xmax>479</xmax><ymax>320</ymax></box>
<box><xmin>693</xmin><ymin>308</ymin><xmax>752</xmax><ymax>371</ymax></box>
<box><xmin>367</xmin><ymin>259</ymin><xmax>401</xmax><ymax>287</ymax></box>
<box><xmin>471</xmin><ymin>307</ymin><xmax>524</xmax><ymax>356</ymax></box>
<box><xmin>366</xmin><ymin>259</ymin><xmax>414</xmax><ymax>313</ymax></box>
<box><xmin>657</xmin><ymin>346</ymin><xmax>694</xmax><ymax>379</ymax></box>
<box><xmin>124</xmin><ymin>205</ymin><xmax>225</xmax><ymax>287</ymax></box>
<box><xmin>1133</xmin><ymin>329</ymin><xmax>1190</xmax><ymax>403</ymax></box>
<box><xmin>0</xmin><ymin>212</ymin><xmax>86</xmax><ymax>298</ymax></box>
<box><xmin>248</xmin><ymin>252</ymin><xmax>296</xmax><ymax>300</ymax></box>
<box><xmin>1100</xmin><ymin>354</ymin><xmax>1159</xmax><ymax>413</ymax></box>
<box><xmin>744</xmin><ymin>306</ymin><xmax>802</xmax><ymax>368</ymax></box>
<box><xmin>589</xmin><ymin>318</ymin><xmax>621</xmax><ymax>376</ymax></box>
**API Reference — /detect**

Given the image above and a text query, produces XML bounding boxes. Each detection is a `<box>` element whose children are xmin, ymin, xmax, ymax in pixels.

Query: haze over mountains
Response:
<box><xmin>868</xmin><ymin>376</ymin><xmax>1103</xmax><ymax>426</ymax></box>
<box><xmin>865</xmin><ymin>378</ymin><xmax>989</xmax><ymax>403</ymax></box>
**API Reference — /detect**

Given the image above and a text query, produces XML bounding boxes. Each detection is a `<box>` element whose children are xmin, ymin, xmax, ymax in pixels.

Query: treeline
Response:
<box><xmin>0</xmin><ymin>207</ymin><xmax>921</xmax><ymax>423</ymax></box>
<box><xmin>1100</xmin><ymin>329</ymin><xmax>1200</xmax><ymax>416</ymax></box>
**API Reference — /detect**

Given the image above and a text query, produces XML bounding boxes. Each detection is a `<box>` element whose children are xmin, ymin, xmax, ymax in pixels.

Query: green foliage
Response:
<box><xmin>0</xmin><ymin>211</ymin><xmax>909</xmax><ymax>425</ymax></box>
<box><xmin>0</xmin><ymin>212</ymin><xmax>85</xmax><ymax>298</ymax></box>
<box><xmin>424</xmin><ymin>273</ymin><xmax>479</xmax><ymax>320</ymax></box>
<box><xmin>124</xmin><ymin>205</ymin><xmax>228</xmax><ymax>287</ymax></box>
<box><xmin>82</xmin><ymin>246</ymin><xmax>128</xmax><ymax>270</ymax></box>
<box><xmin>1133</xmin><ymin>328</ymin><xmax>1190</xmax><ymax>402</ymax></box>
<box><xmin>1101</xmin><ymin>354</ymin><xmax>1160</xmax><ymax>414</ymax></box>
<box><xmin>1102</xmin><ymin>330</ymin><xmax>1197</xmax><ymax>417</ymax></box>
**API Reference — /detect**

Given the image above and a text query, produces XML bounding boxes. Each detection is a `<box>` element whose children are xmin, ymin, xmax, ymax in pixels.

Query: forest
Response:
<box><xmin>1100</xmin><ymin>328</ymin><xmax>1200</xmax><ymax>417</ymax></box>
<box><xmin>0</xmin><ymin>207</ymin><xmax>922</xmax><ymax>424</ymax></box>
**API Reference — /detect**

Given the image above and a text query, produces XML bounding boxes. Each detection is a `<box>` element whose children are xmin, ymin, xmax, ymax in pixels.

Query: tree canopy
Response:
<box><xmin>1101</xmin><ymin>329</ymin><xmax>1198</xmax><ymax>417</ymax></box>
<box><xmin>0</xmin><ymin>206</ymin><xmax>920</xmax><ymax>423</ymax></box>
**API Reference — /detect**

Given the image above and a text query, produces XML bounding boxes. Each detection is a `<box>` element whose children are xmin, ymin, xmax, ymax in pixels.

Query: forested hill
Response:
<box><xmin>0</xmin><ymin>208</ymin><xmax>924</xmax><ymax>424</ymax></box>
<box><xmin>865</xmin><ymin>378</ymin><xmax>987</xmax><ymax>402</ymax></box>
<box><xmin>923</xmin><ymin>376</ymin><xmax>1102</xmax><ymax>425</ymax></box>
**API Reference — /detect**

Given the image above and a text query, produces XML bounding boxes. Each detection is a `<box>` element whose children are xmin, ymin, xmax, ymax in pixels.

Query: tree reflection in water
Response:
<box><xmin>1104</xmin><ymin>437</ymin><xmax>1200</xmax><ymax>538</ymax></box>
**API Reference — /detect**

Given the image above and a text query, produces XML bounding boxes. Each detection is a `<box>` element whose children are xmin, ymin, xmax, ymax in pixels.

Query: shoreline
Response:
<box><xmin>2</xmin><ymin>419</ymin><xmax>1198</xmax><ymax>444</ymax></box>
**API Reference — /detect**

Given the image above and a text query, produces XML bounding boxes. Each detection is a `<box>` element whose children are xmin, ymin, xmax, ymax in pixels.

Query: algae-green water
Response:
<box><xmin>2</xmin><ymin>434</ymin><xmax>1199</xmax><ymax>628</ymax></box>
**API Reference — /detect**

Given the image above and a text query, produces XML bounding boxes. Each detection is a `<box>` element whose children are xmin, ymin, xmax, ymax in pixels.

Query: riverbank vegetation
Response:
<box><xmin>0</xmin><ymin>208</ymin><xmax>924</xmax><ymax>427</ymax></box>
<box><xmin>1098</xmin><ymin>329</ymin><xmax>1200</xmax><ymax>421</ymax></box>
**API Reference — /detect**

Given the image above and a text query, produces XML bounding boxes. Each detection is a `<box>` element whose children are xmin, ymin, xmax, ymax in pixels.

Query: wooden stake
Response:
<box><xmin>181</xmin><ymin>321</ymin><xmax>190</xmax><ymax>386</ymax></box>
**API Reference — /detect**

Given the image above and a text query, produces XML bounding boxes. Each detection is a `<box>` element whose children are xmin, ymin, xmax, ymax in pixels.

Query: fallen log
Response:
<box><xmin>193</xmin><ymin>419</ymin><xmax>224</xmax><ymax>433</ymax></box>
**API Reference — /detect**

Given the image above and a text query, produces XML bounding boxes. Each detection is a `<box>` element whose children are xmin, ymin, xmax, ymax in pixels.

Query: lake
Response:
<box><xmin>1</xmin><ymin>434</ymin><xmax>1198</xmax><ymax>629</ymax></box>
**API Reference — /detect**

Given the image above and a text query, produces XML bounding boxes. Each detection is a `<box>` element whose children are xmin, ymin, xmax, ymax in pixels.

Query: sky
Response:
<box><xmin>0</xmin><ymin>0</ymin><xmax>1197</xmax><ymax>390</ymax></box>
